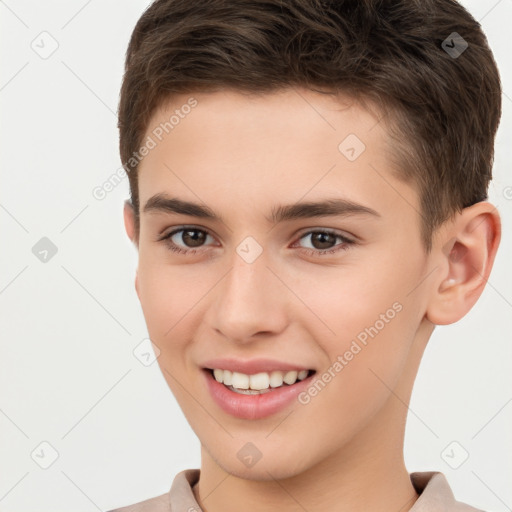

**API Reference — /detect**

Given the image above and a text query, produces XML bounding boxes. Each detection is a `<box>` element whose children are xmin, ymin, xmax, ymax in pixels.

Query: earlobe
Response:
<box><xmin>426</xmin><ymin>202</ymin><xmax>501</xmax><ymax>326</ymax></box>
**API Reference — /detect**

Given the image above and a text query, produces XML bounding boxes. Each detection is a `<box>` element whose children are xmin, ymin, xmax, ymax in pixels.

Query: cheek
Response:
<box><xmin>136</xmin><ymin>262</ymin><xmax>203</xmax><ymax>400</ymax></box>
<box><xmin>136</xmin><ymin>253</ymin><xmax>207</xmax><ymax>334</ymax></box>
<box><xmin>292</xmin><ymin>257</ymin><xmax>418</xmax><ymax>387</ymax></box>
<box><xmin>135</xmin><ymin>264</ymin><xmax>199</xmax><ymax>374</ymax></box>
<box><xmin>289</xmin><ymin>258</ymin><xmax>406</xmax><ymax>334</ymax></box>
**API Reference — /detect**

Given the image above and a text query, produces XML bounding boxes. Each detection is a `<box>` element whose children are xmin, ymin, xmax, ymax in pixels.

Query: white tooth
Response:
<box><xmin>223</xmin><ymin>369</ymin><xmax>233</xmax><ymax>386</ymax></box>
<box><xmin>249</xmin><ymin>372</ymin><xmax>270</xmax><ymax>390</ymax></box>
<box><xmin>269</xmin><ymin>371</ymin><xmax>284</xmax><ymax>388</ymax></box>
<box><xmin>215</xmin><ymin>368</ymin><xmax>309</xmax><ymax>389</ymax></box>
<box><xmin>231</xmin><ymin>371</ymin><xmax>250</xmax><ymax>389</ymax></box>
<box><xmin>283</xmin><ymin>370</ymin><xmax>298</xmax><ymax>385</ymax></box>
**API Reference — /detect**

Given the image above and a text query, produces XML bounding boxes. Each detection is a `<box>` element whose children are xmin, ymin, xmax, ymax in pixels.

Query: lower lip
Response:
<box><xmin>202</xmin><ymin>369</ymin><xmax>315</xmax><ymax>420</ymax></box>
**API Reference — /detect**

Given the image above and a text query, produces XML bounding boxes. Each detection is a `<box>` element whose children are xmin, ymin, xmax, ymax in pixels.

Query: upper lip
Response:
<box><xmin>202</xmin><ymin>357</ymin><xmax>314</xmax><ymax>375</ymax></box>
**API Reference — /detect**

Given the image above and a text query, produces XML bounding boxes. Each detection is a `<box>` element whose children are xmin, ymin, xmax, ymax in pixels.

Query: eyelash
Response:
<box><xmin>157</xmin><ymin>226</ymin><xmax>355</xmax><ymax>257</ymax></box>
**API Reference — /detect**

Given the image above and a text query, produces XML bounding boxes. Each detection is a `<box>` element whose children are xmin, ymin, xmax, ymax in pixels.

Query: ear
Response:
<box><xmin>123</xmin><ymin>199</ymin><xmax>138</xmax><ymax>246</ymax></box>
<box><xmin>123</xmin><ymin>199</ymin><xmax>140</xmax><ymax>299</ymax></box>
<box><xmin>426</xmin><ymin>201</ymin><xmax>501</xmax><ymax>325</ymax></box>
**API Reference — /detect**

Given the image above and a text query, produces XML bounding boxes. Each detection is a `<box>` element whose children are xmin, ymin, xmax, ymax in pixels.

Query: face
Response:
<box><xmin>125</xmin><ymin>88</ymin><xmax>435</xmax><ymax>480</ymax></box>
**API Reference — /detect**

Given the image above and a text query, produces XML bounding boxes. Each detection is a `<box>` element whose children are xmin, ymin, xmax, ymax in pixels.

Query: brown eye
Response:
<box><xmin>158</xmin><ymin>226</ymin><xmax>355</xmax><ymax>257</ymax></box>
<box><xmin>179</xmin><ymin>229</ymin><xmax>207</xmax><ymax>247</ymax></box>
<box><xmin>295</xmin><ymin>230</ymin><xmax>354</xmax><ymax>255</ymax></box>
<box><xmin>308</xmin><ymin>231</ymin><xmax>338</xmax><ymax>250</ymax></box>
<box><xmin>159</xmin><ymin>227</ymin><xmax>214</xmax><ymax>253</ymax></box>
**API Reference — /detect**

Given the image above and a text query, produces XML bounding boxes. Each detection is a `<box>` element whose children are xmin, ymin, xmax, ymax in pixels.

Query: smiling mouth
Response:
<box><xmin>204</xmin><ymin>368</ymin><xmax>316</xmax><ymax>395</ymax></box>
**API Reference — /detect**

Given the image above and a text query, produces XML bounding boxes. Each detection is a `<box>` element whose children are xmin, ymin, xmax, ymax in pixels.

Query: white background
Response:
<box><xmin>0</xmin><ymin>1</ymin><xmax>510</xmax><ymax>511</ymax></box>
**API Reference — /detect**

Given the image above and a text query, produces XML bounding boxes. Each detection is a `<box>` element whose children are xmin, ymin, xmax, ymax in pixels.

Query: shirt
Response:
<box><xmin>108</xmin><ymin>469</ymin><xmax>485</xmax><ymax>512</ymax></box>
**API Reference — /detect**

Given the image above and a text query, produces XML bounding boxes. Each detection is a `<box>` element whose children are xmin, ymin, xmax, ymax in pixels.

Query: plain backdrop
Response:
<box><xmin>0</xmin><ymin>1</ymin><xmax>511</xmax><ymax>511</ymax></box>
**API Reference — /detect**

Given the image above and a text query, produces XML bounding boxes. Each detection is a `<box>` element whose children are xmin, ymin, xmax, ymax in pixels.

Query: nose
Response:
<box><xmin>207</xmin><ymin>246</ymin><xmax>289</xmax><ymax>343</ymax></box>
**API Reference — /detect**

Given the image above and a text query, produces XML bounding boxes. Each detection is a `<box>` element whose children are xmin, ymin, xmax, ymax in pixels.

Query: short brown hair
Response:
<box><xmin>118</xmin><ymin>0</ymin><xmax>502</xmax><ymax>251</ymax></box>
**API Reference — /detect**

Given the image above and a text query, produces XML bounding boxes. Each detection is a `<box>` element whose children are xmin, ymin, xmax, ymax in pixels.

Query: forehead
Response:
<box><xmin>146</xmin><ymin>87</ymin><xmax>385</xmax><ymax>155</ymax></box>
<box><xmin>137</xmin><ymin>87</ymin><xmax>417</xmax><ymax>223</ymax></box>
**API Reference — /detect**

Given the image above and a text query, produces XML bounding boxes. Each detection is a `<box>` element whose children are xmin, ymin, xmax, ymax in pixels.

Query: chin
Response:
<box><xmin>223</xmin><ymin>462</ymin><xmax>303</xmax><ymax>482</ymax></box>
<box><xmin>209</xmin><ymin>444</ymin><xmax>312</xmax><ymax>482</ymax></box>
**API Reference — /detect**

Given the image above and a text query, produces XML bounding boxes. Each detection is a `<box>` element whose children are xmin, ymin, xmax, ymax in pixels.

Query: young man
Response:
<box><xmin>110</xmin><ymin>0</ymin><xmax>502</xmax><ymax>510</ymax></box>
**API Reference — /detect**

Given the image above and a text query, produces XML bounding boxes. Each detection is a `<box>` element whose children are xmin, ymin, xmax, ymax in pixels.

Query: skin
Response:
<box><xmin>123</xmin><ymin>87</ymin><xmax>500</xmax><ymax>512</ymax></box>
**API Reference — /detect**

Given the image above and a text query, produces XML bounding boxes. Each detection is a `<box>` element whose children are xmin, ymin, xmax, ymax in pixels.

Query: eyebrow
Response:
<box><xmin>142</xmin><ymin>193</ymin><xmax>381</xmax><ymax>224</ymax></box>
